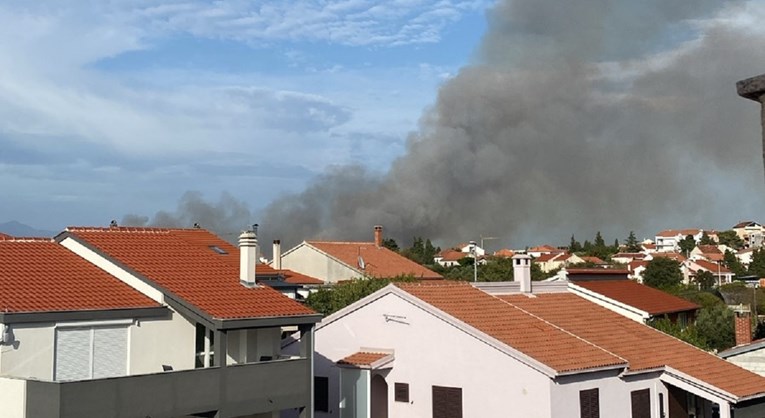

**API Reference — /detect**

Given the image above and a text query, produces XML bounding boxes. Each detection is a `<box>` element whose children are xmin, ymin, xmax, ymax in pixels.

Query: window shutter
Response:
<box><xmin>395</xmin><ymin>383</ymin><xmax>410</xmax><ymax>402</ymax></box>
<box><xmin>93</xmin><ymin>327</ymin><xmax>128</xmax><ymax>378</ymax></box>
<box><xmin>55</xmin><ymin>328</ymin><xmax>92</xmax><ymax>381</ymax></box>
<box><xmin>631</xmin><ymin>389</ymin><xmax>650</xmax><ymax>418</ymax></box>
<box><xmin>580</xmin><ymin>388</ymin><xmax>600</xmax><ymax>418</ymax></box>
<box><xmin>432</xmin><ymin>386</ymin><xmax>462</xmax><ymax>418</ymax></box>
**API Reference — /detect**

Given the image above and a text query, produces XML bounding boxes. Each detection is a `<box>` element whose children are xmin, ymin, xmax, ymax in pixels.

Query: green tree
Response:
<box><xmin>643</xmin><ymin>258</ymin><xmax>683</xmax><ymax>290</ymax></box>
<box><xmin>582</xmin><ymin>240</ymin><xmax>593</xmax><ymax>253</ymax></box>
<box><xmin>625</xmin><ymin>231</ymin><xmax>640</xmax><ymax>252</ymax></box>
<box><xmin>401</xmin><ymin>237</ymin><xmax>440</xmax><ymax>266</ymax></box>
<box><xmin>749</xmin><ymin>248</ymin><xmax>765</xmax><ymax>278</ymax></box>
<box><xmin>695</xmin><ymin>304</ymin><xmax>735</xmax><ymax>351</ymax></box>
<box><xmin>693</xmin><ymin>271</ymin><xmax>715</xmax><ymax>291</ymax></box>
<box><xmin>678</xmin><ymin>234</ymin><xmax>696</xmax><ymax>256</ymax></box>
<box><xmin>723</xmin><ymin>250</ymin><xmax>748</xmax><ymax>277</ymax></box>
<box><xmin>382</xmin><ymin>238</ymin><xmax>399</xmax><ymax>252</ymax></box>
<box><xmin>699</xmin><ymin>232</ymin><xmax>716</xmax><ymax>245</ymax></box>
<box><xmin>718</xmin><ymin>230</ymin><xmax>744</xmax><ymax>250</ymax></box>
<box><xmin>569</xmin><ymin>235</ymin><xmax>582</xmax><ymax>253</ymax></box>
<box><xmin>594</xmin><ymin>231</ymin><xmax>605</xmax><ymax>248</ymax></box>
<box><xmin>649</xmin><ymin>317</ymin><xmax>705</xmax><ymax>348</ymax></box>
<box><xmin>306</xmin><ymin>275</ymin><xmax>416</xmax><ymax>316</ymax></box>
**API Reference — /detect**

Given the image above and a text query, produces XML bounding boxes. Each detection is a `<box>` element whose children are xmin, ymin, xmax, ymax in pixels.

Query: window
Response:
<box><xmin>432</xmin><ymin>386</ymin><xmax>462</xmax><ymax>418</ymax></box>
<box><xmin>208</xmin><ymin>245</ymin><xmax>228</xmax><ymax>255</ymax></box>
<box><xmin>395</xmin><ymin>383</ymin><xmax>410</xmax><ymax>402</ymax></box>
<box><xmin>580</xmin><ymin>388</ymin><xmax>600</xmax><ymax>418</ymax></box>
<box><xmin>315</xmin><ymin>376</ymin><xmax>329</xmax><ymax>412</ymax></box>
<box><xmin>631</xmin><ymin>389</ymin><xmax>650</xmax><ymax>418</ymax></box>
<box><xmin>195</xmin><ymin>323</ymin><xmax>215</xmax><ymax>368</ymax></box>
<box><xmin>54</xmin><ymin>326</ymin><xmax>127</xmax><ymax>381</ymax></box>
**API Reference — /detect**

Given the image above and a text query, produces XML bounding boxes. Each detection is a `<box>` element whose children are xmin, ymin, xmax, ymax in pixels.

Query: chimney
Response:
<box><xmin>512</xmin><ymin>253</ymin><xmax>532</xmax><ymax>293</ymax></box>
<box><xmin>733</xmin><ymin>304</ymin><xmax>753</xmax><ymax>347</ymax></box>
<box><xmin>273</xmin><ymin>240</ymin><xmax>282</xmax><ymax>270</ymax></box>
<box><xmin>239</xmin><ymin>224</ymin><xmax>258</xmax><ymax>287</ymax></box>
<box><xmin>737</xmin><ymin>74</ymin><xmax>765</xmax><ymax>180</ymax></box>
<box><xmin>374</xmin><ymin>225</ymin><xmax>383</xmax><ymax>248</ymax></box>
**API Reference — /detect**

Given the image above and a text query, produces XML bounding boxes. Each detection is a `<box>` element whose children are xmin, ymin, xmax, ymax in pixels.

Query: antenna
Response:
<box><xmin>358</xmin><ymin>256</ymin><xmax>366</xmax><ymax>271</ymax></box>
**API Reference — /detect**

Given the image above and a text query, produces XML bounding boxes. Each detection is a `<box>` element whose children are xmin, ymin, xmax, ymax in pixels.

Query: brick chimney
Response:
<box><xmin>374</xmin><ymin>225</ymin><xmax>383</xmax><ymax>248</ymax></box>
<box><xmin>512</xmin><ymin>253</ymin><xmax>532</xmax><ymax>293</ymax></box>
<box><xmin>733</xmin><ymin>305</ymin><xmax>753</xmax><ymax>347</ymax></box>
<box><xmin>272</xmin><ymin>240</ymin><xmax>282</xmax><ymax>270</ymax></box>
<box><xmin>737</xmin><ymin>74</ymin><xmax>765</xmax><ymax>179</ymax></box>
<box><xmin>239</xmin><ymin>224</ymin><xmax>258</xmax><ymax>287</ymax></box>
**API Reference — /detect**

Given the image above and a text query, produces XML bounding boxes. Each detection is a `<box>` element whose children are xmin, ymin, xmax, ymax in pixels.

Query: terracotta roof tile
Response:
<box><xmin>396</xmin><ymin>282</ymin><xmax>626</xmax><ymax>374</ymax></box>
<box><xmin>574</xmin><ymin>280</ymin><xmax>699</xmax><ymax>315</ymax></box>
<box><xmin>66</xmin><ymin>227</ymin><xmax>316</xmax><ymax>320</ymax></box>
<box><xmin>651</xmin><ymin>252</ymin><xmax>687</xmax><ymax>262</ymax></box>
<box><xmin>533</xmin><ymin>253</ymin><xmax>562</xmax><ymax>263</ymax></box>
<box><xmin>657</xmin><ymin>229</ymin><xmax>702</xmax><ymax>237</ymax></box>
<box><xmin>337</xmin><ymin>351</ymin><xmax>391</xmax><ymax>367</ymax></box>
<box><xmin>691</xmin><ymin>259</ymin><xmax>731</xmax><ymax>274</ymax></box>
<box><xmin>581</xmin><ymin>256</ymin><xmax>606</xmax><ymax>264</ymax></box>
<box><xmin>493</xmin><ymin>249</ymin><xmax>515</xmax><ymax>258</ymax></box>
<box><xmin>308</xmin><ymin>241</ymin><xmax>442</xmax><ymax>280</ymax></box>
<box><xmin>278</xmin><ymin>269</ymin><xmax>324</xmax><ymax>285</ymax></box>
<box><xmin>501</xmin><ymin>293</ymin><xmax>765</xmax><ymax>399</ymax></box>
<box><xmin>0</xmin><ymin>239</ymin><xmax>159</xmax><ymax>313</ymax></box>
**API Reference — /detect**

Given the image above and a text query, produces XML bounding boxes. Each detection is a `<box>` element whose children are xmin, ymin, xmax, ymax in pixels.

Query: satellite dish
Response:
<box><xmin>358</xmin><ymin>256</ymin><xmax>366</xmax><ymax>270</ymax></box>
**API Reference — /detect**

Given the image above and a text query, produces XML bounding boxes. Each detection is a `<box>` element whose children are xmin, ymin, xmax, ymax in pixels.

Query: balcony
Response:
<box><xmin>5</xmin><ymin>357</ymin><xmax>310</xmax><ymax>418</ymax></box>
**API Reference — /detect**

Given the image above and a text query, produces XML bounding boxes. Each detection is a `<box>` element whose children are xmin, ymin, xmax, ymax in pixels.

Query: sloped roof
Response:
<box><xmin>278</xmin><ymin>269</ymin><xmax>324</xmax><ymax>285</ymax></box>
<box><xmin>651</xmin><ymin>252</ymin><xmax>687</xmax><ymax>262</ymax></box>
<box><xmin>397</xmin><ymin>282</ymin><xmax>627</xmax><ymax>374</ymax></box>
<box><xmin>64</xmin><ymin>227</ymin><xmax>317</xmax><ymax>320</ymax></box>
<box><xmin>437</xmin><ymin>249</ymin><xmax>466</xmax><ymax>262</ymax></box>
<box><xmin>690</xmin><ymin>259</ymin><xmax>731</xmax><ymax>274</ymax></box>
<box><xmin>612</xmin><ymin>253</ymin><xmax>646</xmax><ymax>259</ymax></box>
<box><xmin>534</xmin><ymin>253</ymin><xmax>562</xmax><ymax>263</ymax></box>
<box><xmin>0</xmin><ymin>232</ymin><xmax>12</xmax><ymax>239</ymax></box>
<box><xmin>656</xmin><ymin>229</ymin><xmax>702</xmax><ymax>237</ymax></box>
<box><xmin>502</xmin><ymin>292</ymin><xmax>765</xmax><ymax>399</ymax></box>
<box><xmin>0</xmin><ymin>239</ymin><xmax>160</xmax><ymax>313</ymax></box>
<box><xmin>337</xmin><ymin>351</ymin><xmax>394</xmax><ymax>369</ymax></box>
<box><xmin>528</xmin><ymin>244</ymin><xmax>560</xmax><ymax>252</ymax></box>
<box><xmin>698</xmin><ymin>245</ymin><xmax>723</xmax><ymax>255</ymax></box>
<box><xmin>580</xmin><ymin>256</ymin><xmax>606</xmax><ymax>264</ymax></box>
<box><xmin>574</xmin><ymin>280</ymin><xmax>699</xmax><ymax>316</ymax></box>
<box><xmin>493</xmin><ymin>249</ymin><xmax>515</xmax><ymax>258</ymax></box>
<box><xmin>734</xmin><ymin>221</ymin><xmax>761</xmax><ymax>229</ymax></box>
<box><xmin>307</xmin><ymin>241</ymin><xmax>442</xmax><ymax>280</ymax></box>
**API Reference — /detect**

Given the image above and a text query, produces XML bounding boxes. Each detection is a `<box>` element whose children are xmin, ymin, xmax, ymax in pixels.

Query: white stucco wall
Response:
<box><xmin>0</xmin><ymin>315</ymin><xmax>190</xmax><ymax>380</ymax></box>
<box><xmin>129</xmin><ymin>312</ymin><xmax>195</xmax><ymax>374</ymax></box>
<box><xmin>550</xmin><ymin>371</ymin><xmax>667</xmax><ymax>417</ymax></box>
<box><xmin>725</xmin><ymin>349</ymin><xmax>765</xmax><ymax>377</ymax></box>
<box><xmin>307</xmin><ymin>292</ymin><xmax>554</xmax><ymax>418</ymax></box>
<box><xmin>0</xmin><ymin>377</ymin><xmax>27</xmax><ymax>418</ymax></box>
<box><xmin>281</xmin><ymin>244</ymin><xmax>360</xmax><ymax>283</ymax></box>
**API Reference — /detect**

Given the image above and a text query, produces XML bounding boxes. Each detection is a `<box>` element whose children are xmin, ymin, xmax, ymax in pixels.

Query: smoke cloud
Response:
<box><xmin>259</xmin><ymin>0</ymin><xmax>765</xmax><ymax>249</ymax></box>
<box><xmin>128</xmin><ymin>0</ymin><xmax>765</xmax><ymax>252</ymax></box>
<box><xmin>122</xmin><ymin>191</ymin><xmax>251</xmax><ymax>242</ymax></box>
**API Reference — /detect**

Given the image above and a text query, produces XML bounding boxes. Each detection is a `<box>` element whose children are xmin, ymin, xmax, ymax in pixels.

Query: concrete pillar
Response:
<box><xmin>299</xmin><ymin>324</ymin><xmax>315</xmax><ymax>418</ymax></box>
<box><xmin>736</xmin><ymin>74</ymin><xmax>765</xmax><ymax>179</ymax></box>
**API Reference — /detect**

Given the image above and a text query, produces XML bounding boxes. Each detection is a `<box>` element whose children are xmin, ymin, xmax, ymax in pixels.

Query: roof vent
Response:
<box><xmin>239</xmin><ymin>224</ymin><xmax>259</xmax><ymax>287</ymax></box>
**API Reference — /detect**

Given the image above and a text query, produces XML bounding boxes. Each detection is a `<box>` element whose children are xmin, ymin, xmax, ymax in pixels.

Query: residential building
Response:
<box><xmin>684</xmin><ymin>259</ymin><xmax>734</xmax><ymax>286</ymax></box>
<box><xmin>655</xmin><ymin>229</ymin><xmax>704</xmax><ymax>253</ymax></box>
<box><xmin>568</xmin><ymin>276</ymin><xmax>699</xmax><ymax>324</ymax></box>
<box><xmin>628</xmin><ymin>260</ymin><xmax>649</xmax><ymax>282</ymax></box>
<box><xmin>527</xmin><ymin>244</ymin><xmax>563</xmax><ymax>258</ymax></box>
<box><xmin>280</xmin><ymin>226</ymin><xmax>442</xmax><ymax>283</ymax></box>
<box><xmin>738</xmin><ymin>248</ymin><xmax>756</xmax><ymax>266</ymax></box>
<box><xmin>433</xmin><ymin>248</ymin><xmax>466</xmax><ymax>267</ymax></box>
<box><xmin>641</xmin><ymin>242</ymin><xmax>657</xmax><ymax>254</ymax></box>
<box><xmin>690</xmin><ymin>245</ymin><xmax>725</xmax><ymax>263</ymax></box>
<box><xmin>533</xmin><ymin>252</ymin><xmax>585</xmax><ymax>273</ymax></box>
<box><xmin>493</xmin><ymin>248</ymin><xmax>515</xmax><ymax>258</ymax></box>
<box><xmin>733</xmin><ymin>221</ymin><xmax>765</xmax><ymax>249</ymax></box>
<box><xmin>0</xmin><ymin>226</ymin><xmax>321</xmax><ymax>418</ymax></box>
<box><xmin>611</xmin><ymin>252</ymin><xmax>646</xmax><ymax>264</ymax></box>
<box><xmin>298</xmin><ymin>257</ymin><xmax>765</xmax><ymax>418</ymax></box>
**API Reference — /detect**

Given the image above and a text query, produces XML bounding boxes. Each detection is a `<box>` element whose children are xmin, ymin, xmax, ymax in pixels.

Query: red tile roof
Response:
<box><xmin>397</xmin><ymin>282</ymin><xmax>626</xmax><ymax>374</ymax></box>
<box><xmin>501</xmin><ymin>293</ymin><xmax>765</xmax><ymax>398</ymax></box>
<box><xmin>657</xmin><ymin>229</ymin><xmax>702</xmax><ymax>237</ymax></box>
<box><xmin>0</xmin><ymin>239</ymin><xmax>160</xmax><ymax>313</ymax></box>
<box><xmin>528</xmin><ymin>245</ymin><xmax>559</xmax><ymax>252</ymax></box>
<box><xmin>734</xmin><ymin>221</ymin><xmax>760</xmax><ymax>229</ymax></box>
<box><xmin>574</xmin><ymin>280</ymin><xmax>699</xmax><ymax>315</ymax></box>
<box><xmin>613</xmin><ymin>253</ymin><xmax>646</xmax><ymax>259</ymax></box>
<box><xmin>0</xmin><ymin>232</ymin><xmax>12</xmax><ymax>240</ymax></box>
<box><xmin>308</xmin><ymin>241</ymin><xmax>442</xmax><ymax>280</ymax></box>
<box><xmin>437</xmin><ymin>249</ymin><xmax>466</xmax><ymax>262</ymax></box>
<box><xmin>493</xmin><ymin>249</ymin><xmax>515</xmax><ymax>258</ymax></box>
<box><xmin>337</xmin><ymin>351</ymin><xmax>392</xmax><ymax>368</ymax></box>
<box><xmin>690</xmin><ymin>259</ymin><xmax>731</xmax><ymax>274</ymax></box>
<box><xmin>533</xmin><ymin>253</ymin><xmax>561</xmax><ymax>263</ymax></box>
<box><xmin>698</xmin><ymin>245</ymin><xmax>722</xmax><ymax>255</ymax></box>
<box><xmin>580</xmin><ymin>256</ymin><xmax>606</xmax><ymax>264</ymax></box>
<box><xmin>65</xmin><ymin>227</ymin><xmax>317</xmax><ymax>320</ymax></box>
<box><xmin>651</xmin><ymin>252</ymin><xmax>687</xmax><ymax>262</ymax></box>
<box><xmin>567</xmin><ymin>268</ymin><xmax>629</xmax><ymax>276</ymax></box>
<box><xmin>278</xmin><ymin>269</ymin><xmax>325</xmax><ymax>285</ymax></box>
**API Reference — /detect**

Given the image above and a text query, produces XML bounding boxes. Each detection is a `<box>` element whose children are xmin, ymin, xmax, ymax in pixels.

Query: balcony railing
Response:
<box><xmin>13</xmin><ymin>357</ymin><xmax>309</xmax><ymax>418</ymax></box>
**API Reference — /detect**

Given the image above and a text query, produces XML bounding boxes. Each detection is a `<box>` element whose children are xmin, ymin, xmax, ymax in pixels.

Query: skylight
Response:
<box><xmin>208</xmin><ymin>245</ymin><xmax>228</xmax><ymax>255</ymax></box>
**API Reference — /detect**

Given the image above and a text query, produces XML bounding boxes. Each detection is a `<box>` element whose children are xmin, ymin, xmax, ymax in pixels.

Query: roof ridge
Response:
<box><xmin>308</xmin><ymin>240</ymin><xmax>375</xmax><ymax>245</ymax></box>
<box><xmin>0</xmin><ymin>237</ymin><xmax>53</xmax><ymax>242</ymax></box>
<box><xmin>66</xmin><ymin>226</ymin><xmax>195</xmax><ymax>233</ymax></box>
<box><xmin>488</xmin><ymin>291</ymin><xmax>629</xmax><ymax>366</ymax></box>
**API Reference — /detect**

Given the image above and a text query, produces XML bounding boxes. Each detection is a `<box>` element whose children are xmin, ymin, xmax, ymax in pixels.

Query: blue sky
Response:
<box><xmin>0</xmin><ymin>0</ymin><xmax>491</xmax><ymax>230</ymax></box>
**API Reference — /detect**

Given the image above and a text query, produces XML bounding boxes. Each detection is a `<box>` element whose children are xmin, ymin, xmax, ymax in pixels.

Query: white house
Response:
<box><xmin>655</xmin><ymin>229</ymin><xmax>704</xmax><ymax>253</ymax></box>
<box><xmin>279</xmin><ymin>226</ymin><xmax>442</xmax><ymax>283</ymax></box>
<box><xmin>0</xmin><ymin>226</ymin><xmax>321</xmax><ymax>418</ymax></box>
<box><xmin>683</xmin><ymin>259</ymin><xmax>734</xmax><ymax>286</ymax></box>
<box><xmin>733</xmin><ymin>221</ymin><xmax>765</xmax><ymax>249</ymax></box>
<box><xmin>294</xmin><ymin>255</ymin><xmax>765</xmax><ymax>418</ymax></box>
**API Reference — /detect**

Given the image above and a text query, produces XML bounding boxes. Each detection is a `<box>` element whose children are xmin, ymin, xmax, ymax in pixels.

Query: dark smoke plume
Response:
<box><xmin>261</xmin><ymin>0</ymin><xmax>765</xmax><ymax>249</ymax></box>
<box><xmin>130</xmin><ymin>0</ymin><xmax>765</xmax><ymax>251</ymax></box>
<box><xmin>122</xmin><ymin>191</ymin><xmax>251</xmax><ymax>242</ymax></box>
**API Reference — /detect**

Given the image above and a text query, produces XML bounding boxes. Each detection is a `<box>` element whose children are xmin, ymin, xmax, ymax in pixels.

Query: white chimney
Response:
<box><xmin>273</xmin><ymin>240</ymin><xmax>282</xmax><ymax>270</ymax></box>
<box><xmin>239</xmin><ymin>224</ymin><xmax>259</xmax><ymax>287</ymax></box>
<box><xmin>512</xmin><ymin>253</ymin><xmax>532</xmax><ymax>293</ymax></box>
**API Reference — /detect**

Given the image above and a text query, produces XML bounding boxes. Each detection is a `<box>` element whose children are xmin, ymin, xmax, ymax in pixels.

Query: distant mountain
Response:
<box><xmin>0</xmin><ymin>221</ymin><xmax>57</xmax><ymax>237</ymax></box>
